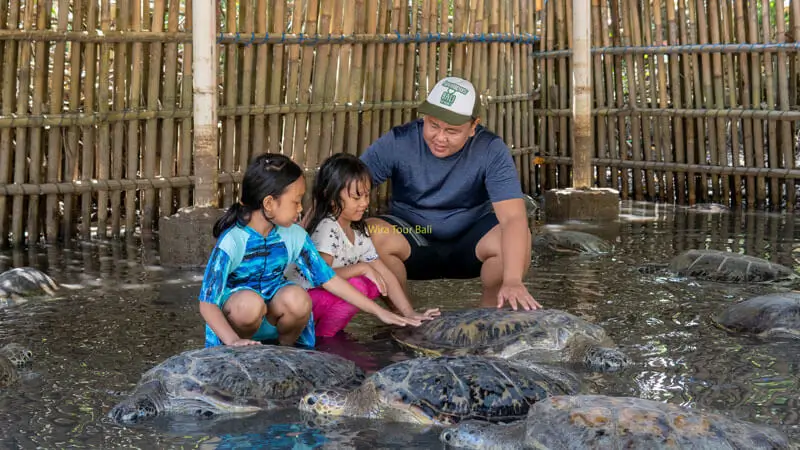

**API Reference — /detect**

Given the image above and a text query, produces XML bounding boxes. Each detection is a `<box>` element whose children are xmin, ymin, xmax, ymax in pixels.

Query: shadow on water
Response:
<box><xmin>1</xmin><ymin>200</ymin><xmax>799</xmax><ymax>447</ymax></box>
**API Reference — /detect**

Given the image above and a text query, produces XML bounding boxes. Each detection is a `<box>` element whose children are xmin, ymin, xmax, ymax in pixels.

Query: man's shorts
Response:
<box><xmin>377</xmin><ymin>212</ymin><xmax>500</xmax><ymax>280</ymax></box>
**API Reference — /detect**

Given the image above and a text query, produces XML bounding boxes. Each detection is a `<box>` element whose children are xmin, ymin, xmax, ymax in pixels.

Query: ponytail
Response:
<box><xmin>213</xmin><ymin>203</ymin><xmax>250</xmax><ymax>238</ymax></box>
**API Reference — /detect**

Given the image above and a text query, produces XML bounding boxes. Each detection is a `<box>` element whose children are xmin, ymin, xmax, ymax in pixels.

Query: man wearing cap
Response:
<box><xmin>360</xmin><ymin>76</ymin><xmax>541</xmax><ymax>311</ymax></box>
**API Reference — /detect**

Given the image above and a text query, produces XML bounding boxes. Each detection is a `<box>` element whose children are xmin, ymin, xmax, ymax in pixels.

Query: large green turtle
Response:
<box><xmin>391</xmin><ymin>309</ymin><xmax>630</xmax><ymax>373</ymax></box>
<box><xmin>298</xmin><ymin>355</ymin><xmax>580</xmax><ymax>425</ymax></box>
<box><xmin>640</xmin><ymin>249</ymin><xmax>799</xmax><ymax>285</ymax></box>
<box><xmin>440</xmin><ymin>394</ymin><xmax>793</xmax><ymax>449</ymax></box>
<box><xmin>0</xmin><ymin>343</ymin><xmax>33</xmax><ymax>388</ymax></box>
<box><xmin>108</xmin><ymin>345</ymin><xmax>365</xmax><ymax>424</ymax></box>
<box><xmin>533</xmin><ymin>229</ymin><xmax>614</xmax><ymax>255</ymax></box>
<box><xmin>712</xmin><ymin>292</ymin><xmax>800</xmax><ymax>339</ymax></box>
<box><xmin>0</xmin><ymin>267</ymin><xmax>59</xmax><ymax>306</ymax></box>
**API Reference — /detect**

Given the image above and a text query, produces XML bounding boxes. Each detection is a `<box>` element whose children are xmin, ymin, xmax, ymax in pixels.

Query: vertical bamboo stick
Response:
<box><xmin>334</xmin><ymin>0</ymin><xmax>355</xmax><ymax>155</ymax></box>
<box><xmin>748</xmin><ymin>0</ymin><xmax>765</xmax><ymax>207</ymax></box>
<box><xmin>518</xmin><ymin>0</ymin><xmax>530</xmax><ymax>193</ymax></box>
<box><xmin>761</xmin><ymin>0</ymin><xmax>778</xmax><ymax>208</ymax></box>
<box><xmin>776</xmin><ymin>2</ymin><xmax>794</xmax><ymax>210</ymax></box>
<box><xmin>96</xmin><ymin>0</ymin><xmax>111</xmax><ymax>238</ymax></box>
<box><xmin>464</xmin><ymin>0</ymin><xmax>477</xmax><ymax>83</ymax></box>
<box><xmin>641</xmin><ymin>0</ymin><xmax>663</xmax><ymax>199</ymax></box>
<box><xmin>591</xmin><ymin>0</ymin><xmax>606</xmax><ymax>188</ymax></box>
<box><xmin>320</xmin><ymin>0</ymin><xmax>342</xmax><ymax>161</ymax></box>
<box><xmin>438</xmin><ymin>0</ymin><xmax>449</xmax><ymax>80</ymax></box>
<box><xmin>266</xmin><ymin>1</ymin><xmax>281</xmax><ymax>156</ymax></box>
<box><xmin>628</xmin><ymin>0</ymin><xmax>652</xmax><ymax>199</ymax></box>
<box><xmin>47</xmin><ymin>0</ymin><xmax>70</xmax><ymax>242</ymax></box>
<box><xmin>110</xmin><ymin>0</ymin><xmax>128</xmax><ymax>235</ymax></box>
<box><xmin>511</xmin><ymin>0</ymin><xmax>524</xmax><ymax>189</ymax></box>
<box><xmin>418</xmin><ymin>0</ymin><xmax>432</xmax><ymax>100</ymax></box>
<box><xmin>502</xmin><ymin>0</ymin><xmax>513</xmax><ymax>147</ymax></box>
<box><xmin>708</xmin><ymin>0</ymin><xmax>728</xmax><ymax>205</ymax></box>
<box><xmin>666</xmin><ymin>0</ymin><xmax>686</xmax><ymax>204</ymax></box>
<box><xmin>488</xmin><ymin>0</ymin><xmax>500</xmax><ymax>134</ymax></box>
<box><xmin>252</xmin><ymin>0</ymin><xmax>269</xmax><ymax>155</ymax></box>
<box><xmin>0</xmin><ymin>0</ymin><xmax>18</xmax><ymax>247</ymax></box>
<box><xmin>13</xmin><ymin>0</ymin><xmax>34</xmax><ymax>245</ymax></box>
<box><xmin>453</xmin><ymin>0</ymin><xmax>467</xmax><ymax>77</ymax></box>
<box><xmin>793</xmin><ymin>1</ymin><xmax>800</xmax><ymax>108</ymax></box>
<box><xmin>346</xmin><ymin>0</ymin><xmax>365</xmax><ymax>156</ymax></box>
<box><xmin>620</xmin><ymin>3</ymin><xmax>641</xmax><ymax>199</ymax></box>
<box><xmin>306</xmin><ymin>0</ymin><xmax>333</xmax><ymax>172</ymax></box>
<box><xmin>358</xmin><ymin>0</ymin><xmax>379</xmax><ymax>153</ymax></box>
<box><xmin>377</xmin><ymin>0</ymin><xmax>397</xmax><ymax>209</ymax></box>
<box><xmin>178</xmin><ymin>0</ymin><xmax>193</xmax><ymax>209</ymax></box>
<box><xmin>236</xmin><ymin>0</ymin><xmax>255</xmax><ymax>184</ymax></box>
<box><xmin>734</xmin><ymin>0</ymin><xmax>754</xmax><ymax>208</ymax></box>
<box><xmin>610</xmin><ymin>0</ymin><xmax>627</xmax><ymax>197</ymax></box>
<box><xmin>80</xmin><ymin>0</ymin><xmax>98</xmax><ymax>240</ymax></box>
<box><xmin>28</xmin><ymin>0</ymin><xmax>50</xmax><ymax>243</ymax></box>
<box><xmin>126</xmin><ymin>0</ymin><xmax>143</xmax><ymax>235</ymax></box>
<box><xmin>719</xmin><ymin>0</ymin><xmax>741</xmax><ymax>207</ymax></box>
<box><xmin>292</xmin><ymin>0</ymin><xmax>319</xmax><ymax>164</ymax></box>
<box><xmin>686</xmin><ymin>0</ymin><xmax>705</xmax><ymax>204</ymax></box>
<box><xmin>393</xmin><ymin>0</ymin><xmax>410</xmax><ymax>127</ymax></box>
<box><xmin>219</xmin><ymin>0</ymin><xmax>236</xmax><ymax>207</ymax></box>
<box><xmin>557</xmin><ymin>0</ymin><xmax>569</xmax><ymax>186</ymax></box>
<box><xmin>654</xmin><ymin>0</ymin><xmax>674</xmax><ymax>201</ymax></box>
<box><xmin>402</xmin><ymin>0</ymin><xmax>418</xmax><ymax>125</ymax></box>
<box><xmin>282</xmin><ymin>1</ymin><xmax>303</xmax><ymax>158</ymax></box>
<box><xmin>543</xmin><ymin>0</ymin><xmax>556</xmax><ymax>190</ymax></box>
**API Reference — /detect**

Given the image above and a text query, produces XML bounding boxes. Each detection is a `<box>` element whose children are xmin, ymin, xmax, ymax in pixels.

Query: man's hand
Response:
<box><xmin>497</xmin><ymin>281</ymin><xmax>541</xmax><ymax>311</ymax></box>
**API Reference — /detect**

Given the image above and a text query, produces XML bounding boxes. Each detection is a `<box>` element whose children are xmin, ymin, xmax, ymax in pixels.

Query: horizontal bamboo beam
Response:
<box><xmin>531</xmin><ymin>107</ymin><xmax>800</xmax><ymax>121</ymax></box>
<box><xmin>0</xmin><ymin>30</ymin><xmax>540</xmax><ymax>45</ymax></box>
<box><xmin>531</xmin><ymin>42</ymin><xmax>800</xmax><ymax>59</ymax></box>
<box><xmin>542</xmin><ymin>156</ymin><xmax>800</xmax><ymax>178</ymax></box>
<box><xmin>0</xmin><ymin>94</ymin><xmax>539</xmax><ymax>128</ymax></box>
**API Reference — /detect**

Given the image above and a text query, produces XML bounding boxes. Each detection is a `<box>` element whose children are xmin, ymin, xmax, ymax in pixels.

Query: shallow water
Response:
<box><xmin>1</xmin><ymin>200</ymin><xmax>799</xmax><ymax>448</ymax></box>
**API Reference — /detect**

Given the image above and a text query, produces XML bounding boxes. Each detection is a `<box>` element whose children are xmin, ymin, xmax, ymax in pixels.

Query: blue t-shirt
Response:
<box><xmin>198</xmin><ymin>223</ymin><xmax>336</xmax><ymax>348</ymax></box>
<box><xmin>360</xmin><ymin>119</ymin><xmax>523</xmax><ymax>240</ymax></box>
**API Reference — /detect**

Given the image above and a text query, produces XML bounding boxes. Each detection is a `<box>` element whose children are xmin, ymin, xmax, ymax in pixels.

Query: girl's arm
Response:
<box><xmin>318</xmin><ymin>252</ymin><xmax>387</xmax><ymax>294</ymax></box>
<box><xmin>320</xmin><ymin>275</ymin><xmax>421</xmax><ymax>327</ymax></box>
<box><xmin>368</xmin><ymin>258</ymin><xmax>439</xmax><ymax>320</ymax></box>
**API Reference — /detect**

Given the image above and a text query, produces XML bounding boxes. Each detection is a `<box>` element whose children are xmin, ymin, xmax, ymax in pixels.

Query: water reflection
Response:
<box><xmin>0</xmin><ymin>201</ymin><xmax>799</xmax><ymax>447</ymax></box>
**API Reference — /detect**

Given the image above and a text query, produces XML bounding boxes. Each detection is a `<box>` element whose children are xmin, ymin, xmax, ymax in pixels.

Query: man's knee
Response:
<box><xmin>475</xmin><ymin>224</ymin><xmax>532</xmax><ymax>262</ymax></box>
<box><xmin>365</xmin><ymin>217</ymin><xmax>411</xmax><ymax>260</ymax></box>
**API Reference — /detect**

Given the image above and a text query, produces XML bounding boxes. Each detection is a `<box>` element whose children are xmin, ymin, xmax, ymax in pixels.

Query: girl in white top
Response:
<box><xmin>288</xmin><ymin>153</ymin><xmax>440</xmax><ymax>337</ymax></box>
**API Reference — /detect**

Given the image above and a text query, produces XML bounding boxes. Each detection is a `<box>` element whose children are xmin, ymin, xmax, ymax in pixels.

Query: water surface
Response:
<box><xmin>1</xmin><ymin>201</ymin><xmax>799</xmax><ymax>448</ymax></box>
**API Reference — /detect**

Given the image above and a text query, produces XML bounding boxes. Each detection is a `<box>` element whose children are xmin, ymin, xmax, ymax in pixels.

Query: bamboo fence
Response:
<box><xmin>0</xmin><ymin>0</ymin><xmax>798</xmax><ymax>248</ymax></box>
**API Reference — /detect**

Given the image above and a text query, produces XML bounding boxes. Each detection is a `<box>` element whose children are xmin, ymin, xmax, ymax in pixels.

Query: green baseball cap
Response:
<box><xmin>417</xmin><ymin>77</ymin><xmax>478</xmax><ymax>126</ymax></box>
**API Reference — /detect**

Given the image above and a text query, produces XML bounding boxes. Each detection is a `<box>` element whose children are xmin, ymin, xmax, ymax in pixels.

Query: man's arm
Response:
<box><xmin>493</xmin><ymin>197</ymin><xmax>531</xmax><ymax>285</ymax></box>
<box><xmin>360</xmin><ymin>129</ymin><xmax>396</xmax><ymax>186</ymax></box>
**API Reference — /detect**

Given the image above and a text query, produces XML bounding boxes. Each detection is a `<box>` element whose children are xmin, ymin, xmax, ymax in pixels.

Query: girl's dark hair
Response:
<box><xmin>213</xmin><ymin>153</ymin><xmax>304</xmax><ymax>238</ymax></box>
<box><xmin>306</xmin><ymin>153</ymin><xmax>373</xmax><ymax>237</ymax></box>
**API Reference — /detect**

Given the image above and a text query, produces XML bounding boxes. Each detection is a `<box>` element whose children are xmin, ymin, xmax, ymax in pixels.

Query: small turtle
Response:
<box><xmin>713</xmin><ymin>292</ymin><xmax>800</xmax><ymax>339</ymax></box>
<box><xmin>441</xmin><ymin>395</ymin><xmax>793</xmax><ymax>449</ymax></box>
<box><xmin>391</xmin><ymin>309</ymin><xmax>630</xmax><ymax>373</ymax></box>
<box><xmin>298</xmin><ymin>355</ymin><xmax>580</xmax><ymax>425</ymax></box>
<box><xmin>533</xmin><ymin>229</ymin><xmax>614</xmax><ymax>255</ymax></box>
<box><xmin>0</xmin><ymin>343</ymin><xmax>34</xmax><ymax>388</ymax></box>
<box><xmin>0</xmin><ymin>267</ymin><xmax>59</xmax><ymax>305</ymax></box>
<box><xmin>640</xmin><ymin>249</ymin><xmax>799</xmax><ymax>285</ymax></box>
<box><xmin>108</xmin><ymin>345</ymin><xmax>365</xmax><ymax>424</ymax></box>
<box><xmin>686</xmin><ymin>202</ymin><xmax>731</xmax><ymax>213</ymax></box>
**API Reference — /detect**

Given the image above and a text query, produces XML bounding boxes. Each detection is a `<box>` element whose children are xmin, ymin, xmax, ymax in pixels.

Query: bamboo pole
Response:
<box><xmin>13</xmin><ymin>0</ymin><xmax>34</xmax><ymax>246</ymax></box>
<box><xmin>345</xmin><ymin>0</ymin><xmax>365</xmax><ymax>156</ymax></box>
<box><xmin>708</xmin><ymin>0</ymin><xmax>728</xmax><ymax>205</ymax></box>
<box><xmin>776</xmin><ymin>1</ymin><xmax>794</xmax><ymax>210</ymax></box>
<box><xmin>719</xmin><ymin>0</ymin><xmax>741</xmax><ymax>207</ymax></box>
<box><xmin>178</xmin><ymin>0</ymin><xmax>193</xmax><ymax>210</ymax></box>
<box><xmin>110</xmin><ymin>0</ymin><xmax>128</xmax><ymax>236</ymax></box>
<box><xmin>125</xmin><ymin>0</ymin><xmax>142</xmax><ymax>234</ymax></box>
<box><xmin>666</xmin><ymin>0</ymin><xmax>685</xmax><ymax>204</ymax></box>
<box><xmin>402</xmin><ymin>0</ymin><xmax>417</xmax><ymax>125</ymax></box>
<box><xmin>375</xmin><ymin>0</ymin><xmax>394</xmax><ymax>211</ymax></box>
<box><xmin>192</xmin><ymin>0</ymin><xmax>219</xmax><ymax>207</ymax></box>
<box><xmin>359</xmin><ymin>0</ymin><xmax>378</xmax><ymax>153</ymax></box>
<box><xmin>629</xmin><ymin>0</ymin><xmax>652</xmax><ymax>199</ymax></box>
<box><xmin>393</xmin><ymin>0</ymin><xmax>410</xmax><ymax>127</ymax></box>
<box><xmin>219</xmin><ymin>0</ymin><xmax>236</xmax><ymax>209</ymax></box>
<box><xmin>293</xmin><ymin>0</ymin><xmax>319</xmax><ymax>164</ymax></box>
<box><xmin>28</xmin><ymin>0</ymin><xmax>50</xmax><ymax>243</ymax></box>
<box><xmin>321</xmin><ymin>0</ymin><xmax>343</xmax><ymax>161</ymax></box>
<box><xmin>654</xmin><ymin>0</ymin><xmax>674</xmax><ymax>201</ymax></box>
<box><xmin>236</xmin><ymin>0</ymin><xmax>255</xmax><ymax>189</ymax></box>
<box><xmin>611</xmin><ymin>0</ymin><xmax>627</xmax><ymax>198</ymax></box>
<box><xmin>686</xmin><ymin>0</ymin><xmax>704</xmax><ymax>204</ymax></box>
<box><xmin>620</xmin><ymin>2</ymin><xmax>641</xmax><ymax>199</ymax></box>
<box><xmin>251</xmin><ymin>0</ymin><xmax>268</xmax><ymax>156</ymax></box>
<box><xmin>591</xmin><ymin>0</ymin><xmax>606</xmax><ymax>188</ymax></box>
<box><xmin>95</xmin><ymin>0</ymin><xmax>111</xmax><ymax>238</ymax></box>
<box><xmin>572</xmin><ymin>0</ymin><xmax>591</xmax><ymax>188</ymax></box>
<box><xmin>266</xmin><ymin>0</ymin><xmax>281</xmax><ymax>155</ymax></box>
<box><xmin>47</xmin><ymin>0</ymin><xmax>69</xmax><ymax>242</ymax></box>
<box><xmin>748</xmin><ymin>0</ymin><xmax>766</xmax><ymax>206</ymax></box>
<box><xmin>734</xmin><ymin>0</ymin><xmax>754</xmax><ymax>208</ymax></box>
<box><xmin>331</xmin><ymin>0</ymin><xmax>350</xmax><ymax>157</ymax></box>
<box><xmin>762</xmin><ymin>0</ymin><xmax>778</xmax><ymax>208</ymax></box>
<box><xmin>282</xmin><ymin>2</ymin><xmax>303</xmax><ymax>158</ymax></box>
<box><xmin>306</xmin><ymin>0</ymin><xmax>333</xmax><ymax>172</ymax></box>
<box><xmin>516</xmin><ymin>0</ymin><xmax>529</xmax><ymax>194</ymax></box>
<box><xmin>556</xmin><ymin>0</ymin><xmax>569</xmax><ymax>187</ymax></box>
<box><xmin>0</xmin><ymin>0</ymin><xmax>17</xmax><ymax>247</ymax></box>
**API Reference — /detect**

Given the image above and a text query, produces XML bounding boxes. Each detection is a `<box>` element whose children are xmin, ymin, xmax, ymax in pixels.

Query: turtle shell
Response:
<box><xmin>138</xmin><ymin>345</ymin><xmax>365</xmax><ymax>410</ymax></box>
<box><xmin>523</xmin><ymin>395</ymin><xmax>792</xmax><ymax>449</ymax></box>
<box><xmin>668</xmin><ymin>249</ymin><xmax>798</xmax><ymax>284</ymax></box>
<box><xmin>713</xmin><ymin>292</ymin><xmax>800</xmax><ymax>338</ymax></box>
<box><xmin>391</xmin><ymin>309</ymin><xmax>612</xmax><ymax>359</ymax></box>
<box><xmin>367</xmin><ymin>355</ymin><xmax>580</xmax><ymax>424</ymax></box>
<box><xmin>533</xmin><ymin>230</ymin><xmax>613</xmax><ymax>255</ymax></box>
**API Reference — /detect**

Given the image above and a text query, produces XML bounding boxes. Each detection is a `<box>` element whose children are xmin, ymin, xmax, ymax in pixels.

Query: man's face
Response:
<box><xmin>422</xmin><ymin>115</ymin><xmax>479</xmax><ymax>158</ymax></box>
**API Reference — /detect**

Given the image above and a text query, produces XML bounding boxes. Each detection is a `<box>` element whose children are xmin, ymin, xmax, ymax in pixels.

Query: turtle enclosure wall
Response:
<box><xmin>0</xmin><ymin>0</ymin><xmax>797</xmax><ymax>248</ymax></box>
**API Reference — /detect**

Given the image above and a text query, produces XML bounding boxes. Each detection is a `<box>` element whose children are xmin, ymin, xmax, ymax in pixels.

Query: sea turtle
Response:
<box><xmin>298</xmin><ymin>355</ymin><xmax>580</xmax><ymax>425</ymax></box>
<box><xmin>685</xmin><ymin>202</ymin><xmax>731</xmax><ymax>213</ymax></box>
<box><xmin>712</xmin><ymin>292</ymin><xmax>800</xmax><ymax>339</ymax></box>
<box><xmin>390</xmin><ymin>309</ymin><xmax>631</xmax><ymax>373</ymax></box>
<box><xmin>0</xmin><ymin>267</ymin><xmax>59</xmax><ymax>306</ymax></box>
<box><xmin>532</xmin><ymin>229</ymin><xmax>614</xmax><ymax>255</ymax></box>
<box><xmin>108</xmin><ymin>344</ymin><xmax>365</xmax><ymax>424</ymax></box>
<box><xmin>440</xmin><ymin>394</ymin><xmax>793</xmax><ymax>449</ymax></box>
<box><xmin>639</xmin><ymin>249</ymin><xmax>799</xmax><ymax>285</ymax></box>
<box><xmin>0</xmin><ymin>343</ymin><xmax>34</xmax><ymax>388</ymax></box>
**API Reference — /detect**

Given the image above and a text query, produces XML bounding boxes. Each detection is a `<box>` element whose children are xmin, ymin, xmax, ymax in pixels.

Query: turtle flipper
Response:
<box><xmin>0</xmin><ymin>356</ymin><xmax>19</xmax><ymax>388</ymax></box>
<box><xmin>637</xmin><ymin>263</ymin><xmax>669</xmax><ymax>275</ymax></box>
<box><xmin>584</xmin><ymin>346</ymin><xmax>631</xmax><ymax>373</ymax></box>
<box><xmin>440</xmin><ymin>420</ymin><xmax>526</xmax><ymax>450</ymax></box>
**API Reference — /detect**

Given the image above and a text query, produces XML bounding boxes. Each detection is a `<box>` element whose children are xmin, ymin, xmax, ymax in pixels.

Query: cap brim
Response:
<box><xmin>417</xmin><ymin>101</ymin><xmax>473</xmax><ymax>126</ymax></box>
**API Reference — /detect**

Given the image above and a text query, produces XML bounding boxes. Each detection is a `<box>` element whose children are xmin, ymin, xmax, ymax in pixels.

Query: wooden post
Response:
<box><xmin>192</xmin><ymin>0</ymin><xmax>218</xmax><ymax>207</ymax></box>
<box><xmin>572</xmin><ymin>0</ymin><xmax>592</xmax><ymax>188</ymax></box>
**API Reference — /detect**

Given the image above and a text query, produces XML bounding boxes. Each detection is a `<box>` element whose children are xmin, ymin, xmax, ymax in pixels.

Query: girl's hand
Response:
<box><xmin>361</xmin><ymin>264</ymin><xmax>388</xmax><ymax>296</ymax></box>
<box><xmin>405</xmin><ymin>308</ymin><xmax>441</xmax><ymax>322</ymax></box>
<box><xmin>375</xmin><ymin>308</ymin><xmax>423</xmax><ymax>327</ymax></box>
<box><xmin>227</xmin><ymin>338</ymin><xmax>262</xmax><ymax>347</ymax></box>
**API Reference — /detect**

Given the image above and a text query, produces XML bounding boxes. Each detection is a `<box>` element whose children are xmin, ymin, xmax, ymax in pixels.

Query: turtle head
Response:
<box><xmin>109</xmin><ymin>380</ymin><xmax>167</xmax><ymax>424</ymax></box>
<box><xmin>0</xmin><ymin>343</ymin><xmax>33</xmax><ymax>367</ymax></box>
<box><xmin>299</xmin><ymin>389</ymin><xmax>349</xmax><ymax>417</ymax></box>
<box><xmin>584</xmin><ymin>346</ymin><xmax>631</xmax><ymax>373</ymax></box>
<box><xmin>440</xmin><ymin>420</ymin><xmax>525</xmax><ymax>449</ymax></box>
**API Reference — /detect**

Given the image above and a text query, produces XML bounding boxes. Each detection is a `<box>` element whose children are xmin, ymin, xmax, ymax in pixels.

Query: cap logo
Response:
<box><xmin>440</xmin><ymin>89</ymin><xmax>456</xmax><ymax>107</ymax></box>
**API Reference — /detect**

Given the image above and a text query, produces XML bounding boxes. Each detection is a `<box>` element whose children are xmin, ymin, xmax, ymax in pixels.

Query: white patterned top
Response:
<box><xmin>286</xmin><ymin>216</ymin><xmax>379</xmax><ymax>289</ymax></box>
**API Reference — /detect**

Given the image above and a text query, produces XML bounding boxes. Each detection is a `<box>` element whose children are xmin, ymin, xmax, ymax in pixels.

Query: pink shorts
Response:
<box><xmin>308</xmin><ymin>275</ymin><xmax>381</xmax><ymax>337</ymax></box>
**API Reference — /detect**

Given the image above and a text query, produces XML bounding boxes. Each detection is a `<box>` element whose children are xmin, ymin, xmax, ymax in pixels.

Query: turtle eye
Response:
<box><xmin>306</xmin><ymin>396</ymin><xmax>317</xmax><ymax>406</ymax></box>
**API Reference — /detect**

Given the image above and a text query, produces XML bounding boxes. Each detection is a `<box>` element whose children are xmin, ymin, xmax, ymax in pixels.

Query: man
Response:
<box><xmin>360</xmin><ymin>76</ymin><xmax>541</xmax><ymax>311</ymax></box>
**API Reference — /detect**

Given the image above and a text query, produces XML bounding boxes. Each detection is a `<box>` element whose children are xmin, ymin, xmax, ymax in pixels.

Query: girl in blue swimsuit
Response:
<box><xmin>198</xmin><ymin>153</ymin><xmax>422</xmax><ymax>349</ymax></box>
